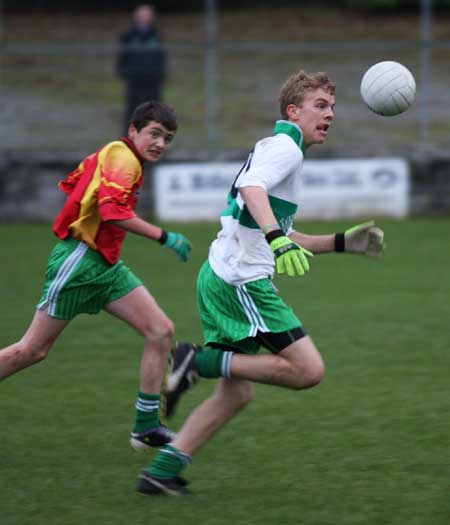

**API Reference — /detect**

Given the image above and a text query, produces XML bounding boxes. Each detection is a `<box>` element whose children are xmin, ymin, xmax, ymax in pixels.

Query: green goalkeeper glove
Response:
<box><xmin>266</xmin><ymin>229</ymin><xmax>313</xmax><ymax>277</ymax></box>
<box><xmin>159</xmin><ymin>231</ymin><xmax>192</xmax><ymax>262</ymax></box>
<box><xmin>335</xmin><ymin>220</ymin><xmax>385</xmax><ymax>257</ymax></box>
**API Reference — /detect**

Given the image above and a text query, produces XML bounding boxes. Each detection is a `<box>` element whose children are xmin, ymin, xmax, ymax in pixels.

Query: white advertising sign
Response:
<box><xmin>154</xmin><ymin>158</ymin><xmax>409</xmax><ymax>221</ymax></box>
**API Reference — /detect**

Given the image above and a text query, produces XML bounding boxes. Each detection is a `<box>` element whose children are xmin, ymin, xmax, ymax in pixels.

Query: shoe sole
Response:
<box><xmin>130</xmin><ymin>437</ymin><xmax>152</xmax><ymax>452</ymax></box>
<box><xmin>165</xmin><ymin>348</ymin><xmax>196</xmax><ymax>392</ymax></box>
<box><xmin>137</xmin><ymin>475</ymin><xmax>189</xmax><ymax>496</ymax></box>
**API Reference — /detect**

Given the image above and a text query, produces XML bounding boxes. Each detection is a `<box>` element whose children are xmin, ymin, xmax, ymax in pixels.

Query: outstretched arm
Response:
<box><xmin>110</xmin><ymin>216</ymin><xmax>164</xmax><ymax>241</ymax></box>
<box><xmin>290</xmin><ymin>221</ymin><xmax>384</xmax><ymax>257</ymax></box>
<box><xmin>110</xmin><ymin>217</ymin><xmax>192</xmax><ymax>262</ymax></box>
<box><xmin>289</xmin><ymin>231</ymin><xmax>335</xmax><ymax>254</ymax></box>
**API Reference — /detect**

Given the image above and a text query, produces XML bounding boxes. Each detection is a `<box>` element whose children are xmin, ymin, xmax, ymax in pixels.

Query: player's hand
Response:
<box><xmin>164</xmin><ymin>232</ymin><xmax>192</xmax><ymax>262</ymax></box>
<box><xmin>341</xmin><ymin>220</ymin><xmax>385</xmax><ymax>257</ymax></box>
<box><xmin>269</xmin><ymin>235</ymin><xmax>313</xmax><ymax>277</ymax></box>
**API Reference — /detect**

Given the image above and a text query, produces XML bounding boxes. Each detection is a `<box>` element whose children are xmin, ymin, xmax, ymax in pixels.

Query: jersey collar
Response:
<box><xmin>120</xmin><ymin>136</ymin><xmax>145</xmax><ymax>166</ymax></box>
<box><xmin>273</xmin><ymin>120</ymin><xmax>306</xmax><ymax>154</ymax></box>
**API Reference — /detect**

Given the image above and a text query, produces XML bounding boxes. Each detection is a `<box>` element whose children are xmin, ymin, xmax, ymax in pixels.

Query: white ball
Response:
<box><xmin>360</xmin><ymin>61</ymin><xmax>416</xmax><ymax>116</ymax></box>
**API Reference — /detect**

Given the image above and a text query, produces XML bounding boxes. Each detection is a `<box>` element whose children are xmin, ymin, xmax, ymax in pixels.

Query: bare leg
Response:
<box><xmin>228</xmin><ymin>335</ymin><xmax>325</xmax><ymax>390</ymax></box>
<box><xmin>141</xmin><ymin>339</ymin><xmax>323</xmax><ymax>492</ymax></box>
<box><xmin>105</xmin><ymin>285</ymin><xmax>174</xmax><ymax>393</ymax></box>
<box><xmin>172</xmin><ymin>378</ymin><xmax>253</xmax><ymax>456</ymax></box>
<box><xmin>0</xmin><ymin>308</ymin><xmax>69</xmax><ymax>381</ymax></box>
<box><xmin>171</xmin><ymin>338</ymin><xmax>323</xmax><ymax>456</ymax></box>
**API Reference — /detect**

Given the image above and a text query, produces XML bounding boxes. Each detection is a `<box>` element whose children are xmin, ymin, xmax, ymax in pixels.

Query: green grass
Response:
<box><xmin>1</xmin><ymin>219</ymin><xmax>450</xmax><ymax>525</ymax></box>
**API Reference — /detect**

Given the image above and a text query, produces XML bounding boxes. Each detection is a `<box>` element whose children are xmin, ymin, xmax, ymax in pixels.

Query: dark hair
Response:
<box><xmin>130</xmin><ymin>100</ymin><xmax>178</xmax><ymax>132</ymax></box>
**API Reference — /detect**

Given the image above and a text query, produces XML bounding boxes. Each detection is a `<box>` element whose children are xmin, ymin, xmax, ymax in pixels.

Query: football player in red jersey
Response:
<box><xmin>0</xmin><ymin>101</ymin><xmax>191</xmax><ymax>451</ymax></box>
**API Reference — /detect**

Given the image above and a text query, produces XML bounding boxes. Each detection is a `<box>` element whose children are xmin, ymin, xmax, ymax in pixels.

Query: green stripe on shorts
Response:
<box><xmin>197</xmin><ymin>260</ymin><xmax>302</xmax><ymax>354</ymax></box>
<box><xmin>37</xmin><ymin>238</ymin><xmax>142</xmax><ymax>320</ymax></box>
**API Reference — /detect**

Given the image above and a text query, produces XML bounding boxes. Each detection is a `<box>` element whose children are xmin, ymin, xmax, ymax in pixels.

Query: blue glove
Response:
<box><xmin>163</xmin><ymin>231</ymin><xmax>192</xmax><ymax>262</ymax></box>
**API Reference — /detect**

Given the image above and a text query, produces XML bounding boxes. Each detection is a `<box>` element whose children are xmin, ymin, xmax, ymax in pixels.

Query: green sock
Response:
<box><xmin>134</xmin><ymin>392</ymin><xmax>160</xmax><ymax>433</ymax></box>
<box><xmin>148</xmin><ymin>444</ymin><xmax>191</xmax><ymax>479</ymax></box>
<box><xmin>193</xmin><ymin>347</ymin><xmax>234</xmax><ymax>379</ymax></box>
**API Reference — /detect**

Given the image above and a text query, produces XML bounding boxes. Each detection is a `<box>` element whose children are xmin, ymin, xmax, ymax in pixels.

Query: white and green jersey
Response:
<box><xmin>209</xmin><ymin>120</ymin><xmax>306</xmax><ymax>285</ymax></box>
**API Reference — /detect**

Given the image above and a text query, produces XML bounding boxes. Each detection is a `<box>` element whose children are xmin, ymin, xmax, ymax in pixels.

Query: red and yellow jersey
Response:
<box><xmin>53</xmin><ymin>138</ymin><xmax>144</xmax><ymax>264</ymax></box>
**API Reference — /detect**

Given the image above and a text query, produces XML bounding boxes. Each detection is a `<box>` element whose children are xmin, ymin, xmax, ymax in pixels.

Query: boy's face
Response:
<box><xmin>287</xmin><ymin>88</ymin><xmax>335</xmax><ymax>147</ymax></box>
<box><xmin>128</xmin><ymin>121</ymin><xmax>175</xmax><ymax>163</ymax></box>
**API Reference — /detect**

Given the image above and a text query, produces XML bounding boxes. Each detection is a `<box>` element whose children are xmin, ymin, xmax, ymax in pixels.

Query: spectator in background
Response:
<box><xmin>118</xmin><ymin>4</ymin><xmax>167</xmax><ymax>133</ymax></box>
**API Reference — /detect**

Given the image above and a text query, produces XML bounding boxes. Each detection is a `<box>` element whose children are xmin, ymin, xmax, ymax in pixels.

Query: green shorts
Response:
<box><xmin>37</xmin><ymin>238</ymin><xmax>142</xmax><ymax>320</ymax></box>
<box><xmin>197</xmin><ymin>260</ymin><xmax>302</xmax><ymax>354</ymax></box>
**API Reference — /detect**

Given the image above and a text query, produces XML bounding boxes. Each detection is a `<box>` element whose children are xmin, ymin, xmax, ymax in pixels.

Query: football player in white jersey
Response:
<box><xmin>137</xmin><ymin>70</ymin><xmax>384</xmax><ymax>496</ymax></box>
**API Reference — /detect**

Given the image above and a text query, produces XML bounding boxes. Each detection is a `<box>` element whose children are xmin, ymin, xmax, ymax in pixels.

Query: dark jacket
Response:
<box><xmin>117</xmin><ymin>26</ymin><xmax>167</xmax><ymax>81</ymax></box>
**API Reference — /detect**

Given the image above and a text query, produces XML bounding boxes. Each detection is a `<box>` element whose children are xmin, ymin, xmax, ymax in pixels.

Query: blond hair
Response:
<box><xmin>279</xmin><ymin>70</ymin><xmax>335</xmax><ymax>119</ymax></box>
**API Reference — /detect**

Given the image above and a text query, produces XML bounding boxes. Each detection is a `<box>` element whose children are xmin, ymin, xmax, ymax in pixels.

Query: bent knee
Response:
<box><xmin>302</xmin><ymin>361</ymin><xmax>325</xmax><ymax>388</ymax></box>
<box><xmin>219</xmin><ymin>382</ymin><xmax>254</xmax><ymax>413</ymax></box>
<box><xmin>293</xmin><ymin>359</ymin><xmax>325</xmax><ymax>390</ymax></box>
<box><xmin>33</xmin><ymin>348</ymin><xmax>50</xmax><ymax>363</ymax></box>
<box><xmin>234</xmin><ymin>384</ymin><xmax>254</xmax><ymax>409</ymax></box>
<box><xmin>143</xmin><ymin>317</ymin><xmax>175</xmax><ymax>341</ymax></box>
<box><xmin>162</xmin><ymin>319</ymin><xmax>175</xmax><ymax>339</ymax></box>
<box><xmin>17</xmin><ymin>341</ymin><xmax>51</xmax><ymax>365</ymax></box>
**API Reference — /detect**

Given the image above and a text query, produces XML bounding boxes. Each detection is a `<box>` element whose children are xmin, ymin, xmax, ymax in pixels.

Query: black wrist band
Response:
<box><xmin>335</xmin><ymin>232</ymin><xmax>345</xmax><ymax>252</ymax></box>
<box><xmin>158</xmin><ymin>230</ymin><xmax>168</xmax><ymax>245</ymax></box>
<box><xmin>265</xmin><ymin>229</ymin><xmax>285</xmax><ymax>244</ymax></box>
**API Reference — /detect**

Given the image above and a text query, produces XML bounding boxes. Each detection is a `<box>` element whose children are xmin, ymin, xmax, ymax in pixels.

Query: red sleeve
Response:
<box><xmin>98</xmin><ymin>145</ymin><xmax>141</xmax><ymax>221</ymax></box>
<box><xmin>58</xmin><ymin>161</ymin><xmax>85</xmax><ymax>195</ymax></box>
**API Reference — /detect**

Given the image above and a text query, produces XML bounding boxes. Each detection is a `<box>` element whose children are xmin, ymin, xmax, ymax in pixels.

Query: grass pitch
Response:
<box><xmin>1</xmin><ymin>219</ymin><xmax>449</xmax><ymax>525</ymax></box>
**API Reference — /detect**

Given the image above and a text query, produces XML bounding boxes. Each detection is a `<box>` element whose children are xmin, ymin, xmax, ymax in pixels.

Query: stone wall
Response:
<box><xmin>0</xmin><ymin>156</ymin><xmax>155</xmax><ymax>221</ymax></box>
<box><xmin>0</xmin><ymin>154</ymin><xmax>449</xmax><ymax>222</ymax></box>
